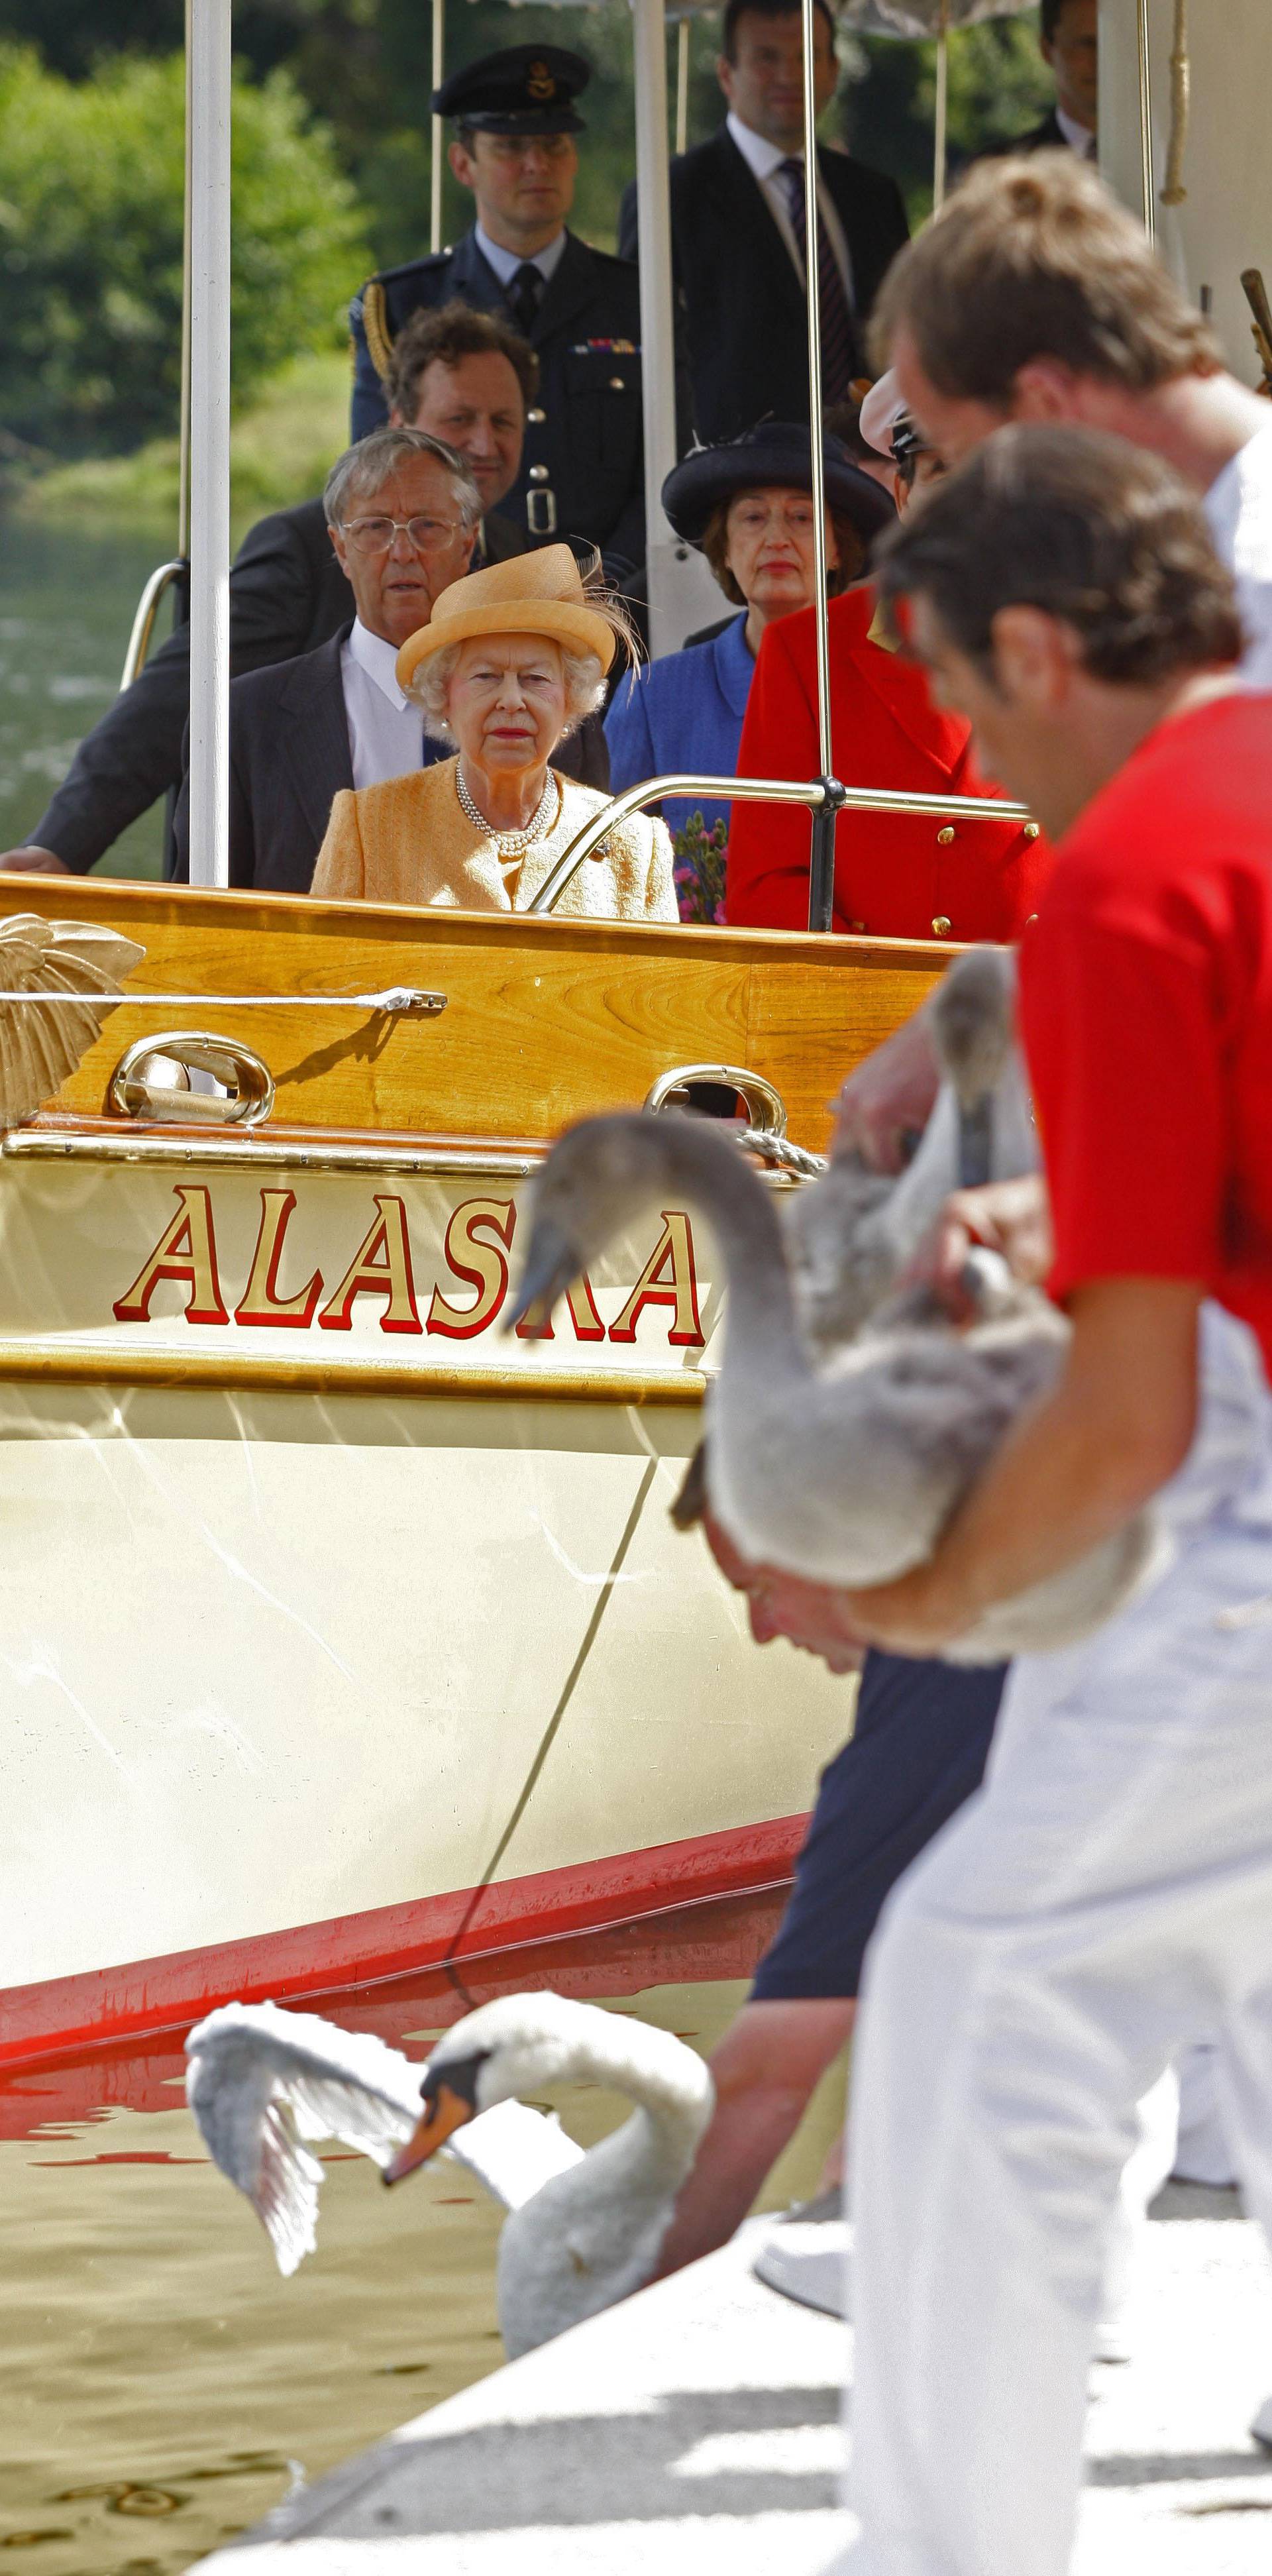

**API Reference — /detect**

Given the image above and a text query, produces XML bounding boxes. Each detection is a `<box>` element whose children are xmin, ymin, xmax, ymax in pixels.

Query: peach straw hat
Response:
<box><xmin>396</xmin><ymin>543</ymin><xmax>619</xmax><ymax>690</ymax></box>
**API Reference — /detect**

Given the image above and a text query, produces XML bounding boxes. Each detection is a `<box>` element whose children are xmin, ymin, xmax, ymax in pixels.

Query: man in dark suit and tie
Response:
<box><xmin>350</xmin><ymin>46</ymin><xmax>645</xmax><ymax>580</ymax></box>
<box><xmin>619</xmin><ymin>0</ymin><xmax>909</xmax><ymax>447</ymax></box>
<box><xmin>1</xmin><ymin>306</ymin><xmax>543</xmax><ymax>883</ymax></box>
<box><xmin>986</xmin><ymin>0</ymin><xmax>1097</xmax><ymax>158</ymax></box>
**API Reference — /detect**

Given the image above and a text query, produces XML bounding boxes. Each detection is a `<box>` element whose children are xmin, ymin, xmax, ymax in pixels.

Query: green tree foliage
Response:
<box><xmin>0</xmin><ymin>4</ymin><xmax>1055</xmax><ymax>456</ymax></box>
<box><xmin>0</xmin><ymin>45</ymin><xmax>366</xmax><ymax>455</ymax></box>
<box><xmin>843</xmin><ymin>14</ymin><xmax>1053</xmax><ymax>221</ymax></box>
<box><xmin>0</xmin><ymin>1</ymin><xmax>1051</xmax><ymax>283</ymax></box>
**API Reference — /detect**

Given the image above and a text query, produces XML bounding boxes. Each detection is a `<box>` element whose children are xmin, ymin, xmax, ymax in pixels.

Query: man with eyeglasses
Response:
<box><xmin>350</xmin><ymin>46</ymin><xmax>645</xmax><ymax>582</ymax></box>
<box><xmin>3</xmin><ymin>307</ymin><xmax>607</xmax><ymax>885</ymax></box>
<box><xmin>170</xmin><ymin>429</ymin><xmax>472</xmax><ymax>890</ymax></box>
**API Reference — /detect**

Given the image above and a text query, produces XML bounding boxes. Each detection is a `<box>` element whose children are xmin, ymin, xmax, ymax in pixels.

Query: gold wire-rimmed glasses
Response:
<box><xmin>341</xmin><ymin>515</ymin><xmax>467</xmax><ymax>558</ymax></box>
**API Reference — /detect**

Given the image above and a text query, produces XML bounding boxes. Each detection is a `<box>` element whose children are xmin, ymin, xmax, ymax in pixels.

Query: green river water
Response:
<box><xmin>0</xmin><ymin>521</ymin><xmax>169</xmax><ymax>879</ymax></box>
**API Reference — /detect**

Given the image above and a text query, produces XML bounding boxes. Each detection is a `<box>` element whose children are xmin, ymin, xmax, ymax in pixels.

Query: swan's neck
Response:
<box><xmin>562</xmin><ymin>2013</ymin><xmax>712</xmax><ymax>2194</ymax></box>
<box><xmin>641</xmin><ymin>1124</ymin><xmax>809</xmax><ymax>1389</ymax></box>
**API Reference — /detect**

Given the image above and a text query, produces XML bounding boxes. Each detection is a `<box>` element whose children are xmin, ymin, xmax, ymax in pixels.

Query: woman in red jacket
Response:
<box><xmin>725</xmin><ymin>394</ymin><xmax>1048</xmax><ymax>939</ymax></box>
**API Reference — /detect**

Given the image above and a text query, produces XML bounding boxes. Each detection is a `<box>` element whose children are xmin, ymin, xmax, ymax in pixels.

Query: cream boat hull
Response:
<box><xmin>0</xmin><ymin>882</ymin><xmax>945</xmax><ymax>2066</ymax></box>
<box><xmin>0</xmin><ymin>1146</ymin><xmax>849</xmax><ymax>2062</ymax></box>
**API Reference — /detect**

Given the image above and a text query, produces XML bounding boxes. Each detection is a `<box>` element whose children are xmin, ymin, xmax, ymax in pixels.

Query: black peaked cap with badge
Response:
<box><xmin>432</xmin><ymin>44</ymin><xmax>589</xmax><ymax>133</ymax></box>
<box><xmin>349</xmin><ymin>44</ymin><xmax>645</xmax><ymax>577</ymax></box>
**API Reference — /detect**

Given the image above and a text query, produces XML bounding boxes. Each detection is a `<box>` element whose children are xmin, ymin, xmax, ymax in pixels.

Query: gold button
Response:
<box><xmin>609</xmin><ymin>375</ymin><xmax>626</xmax><ymax>390</ymax></box>
<box><xmin>1024</xmin><ymin>820</ymin><xmax>1041</xmax><ymax>841</ymax></box>
<box><xmin>849</xmin><ymin>918</ymin><xmax>867</xmax><ymax>932</ymax></box>
<box><xmin>1026</xmin><ymin>912</ymin><xmax>1039</xmax><ymax>925</ymax></box>
<box><xmin>936</xmin><ymin>825</ymin><xmax>955</xmax><ymax>845</ymax></box>
<box><xmin>529</xmin><ymin>464</ymin><xmax>550</xmax><ymax>482</ymax></box>
<box><xmin>527</xmin><ymin>407</ymin><xmax>547</xmax><ymax>423</ymax></box>
<box><xmin>932</xmin><ymin>915</ymin><xmax>951</xmax><ymax>937</ymax></box>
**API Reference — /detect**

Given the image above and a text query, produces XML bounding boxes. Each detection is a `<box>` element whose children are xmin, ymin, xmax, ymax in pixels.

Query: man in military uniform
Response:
<box><xmin>350</xmin><ymin>46</ymin><xmax>645</xmax><ymax>582</ymax></box>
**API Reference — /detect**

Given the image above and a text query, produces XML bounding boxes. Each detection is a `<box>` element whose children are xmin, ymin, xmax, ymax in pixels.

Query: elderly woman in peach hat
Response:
<box><xmin>311</xmin><ymin>545</ymin><xmax>676</xmax><ymax>919</ymax></box>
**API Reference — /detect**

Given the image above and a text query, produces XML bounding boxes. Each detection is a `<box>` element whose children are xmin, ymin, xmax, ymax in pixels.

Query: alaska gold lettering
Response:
<box><xmin>427</xmin><ymin>1197</ymin><xmax>516</xmax><ymax>1339</ymax></box>
<box><xmin>608</xmin><ymin>1210</ymin><xmax>703</xmax><ymax>1346</ymax></box>
<box><xmin>317</xmin><ymin>1194</ymin><xmax>422</xmax><ymax>1334</ymax></box>
<box><xmin>513</xmin><ymin>1264</ymin><xmax>607</xmax><ymax>1343</ymax></box>
<box><xmin>112</xmin><ymin>1185</ymin><xmax>229</xmax><ymax>1325</ymax></box>
<box><xmin>235</xmin><ymin>1189</ymin><xmax>324</xmax><ymax>1329</ymax></box>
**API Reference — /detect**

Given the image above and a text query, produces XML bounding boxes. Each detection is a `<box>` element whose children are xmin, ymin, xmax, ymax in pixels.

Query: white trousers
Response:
<box><xmin>842</xmin><ymin>1307</ymin><xmax>1272</xmax><ymax>2576</ymax></box>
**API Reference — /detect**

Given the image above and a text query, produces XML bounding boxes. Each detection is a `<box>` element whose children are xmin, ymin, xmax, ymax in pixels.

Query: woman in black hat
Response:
<box><xmin>604</xmin><ymin>422</ymin><xmax>893</xmax><ymax>920</ymax></box>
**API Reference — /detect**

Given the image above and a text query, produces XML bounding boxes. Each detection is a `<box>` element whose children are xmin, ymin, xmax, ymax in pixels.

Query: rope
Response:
<box><xmin>737</xmin><ymin>1126</ymin><xmax>827</xmax><ymax>1179</ymax></box>
<box><xmin>0</xmin><ymin>986</ymin><xmax>445</xmax><ymax>1014</ymax></box>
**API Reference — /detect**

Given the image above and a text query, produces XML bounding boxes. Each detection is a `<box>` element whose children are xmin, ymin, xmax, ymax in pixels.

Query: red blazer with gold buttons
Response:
<box><xmin>725</xmin><ymin>585</ymin><xmax>1049</xmax><ymax>939</ymax></box>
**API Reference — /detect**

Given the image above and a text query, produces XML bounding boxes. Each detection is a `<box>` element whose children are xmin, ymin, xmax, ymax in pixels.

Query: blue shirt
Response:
<box><xmin>604</xmin><ymin>611</ymin><xmax>755</xmax><ymax>845</ymax></box>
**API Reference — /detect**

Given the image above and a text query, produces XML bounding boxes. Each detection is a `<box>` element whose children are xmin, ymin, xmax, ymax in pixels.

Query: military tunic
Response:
<box><xmin>350</xmin><ymin>228</ymin><xmax>645</xmax><ymax>577</ymax></box>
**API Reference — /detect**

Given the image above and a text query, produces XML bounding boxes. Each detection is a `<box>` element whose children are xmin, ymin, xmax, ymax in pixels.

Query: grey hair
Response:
<box><xmin>323</xmin><ymin>427</ymin><xmax>480</xmax><ymax>531</ymax></box>
<box><xmin>407</xmin><ymin>639</ymin><xmax>607</xmax><ymax>742</ymax></box>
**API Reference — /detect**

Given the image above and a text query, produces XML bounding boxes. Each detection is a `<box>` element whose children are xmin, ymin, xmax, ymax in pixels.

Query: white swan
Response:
<box><xmin>784</xmin><ymin>945</ymin><xmax>1038</xmax><ymax>1355</ymax></box>
<box><xmin>186</xmin><ymin>1992</ymin><xmax>713</xmax><ymax>2359</ymax></box>
<box><xmin>509</xmin><ymin>952</ymin><xmax>1161</xmax><ymax>1662</ymax></box>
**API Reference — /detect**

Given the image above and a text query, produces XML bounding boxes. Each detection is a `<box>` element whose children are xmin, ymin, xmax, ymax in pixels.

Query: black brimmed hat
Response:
<box><xmin>434</xmin><ymin>45</ymin><xmax>590</xmax><ymax>134</ymax></box>
<box><xmin>662</xmin><ymin>421</ymin><xmax>895</xmax><ymax>549</ymax></box>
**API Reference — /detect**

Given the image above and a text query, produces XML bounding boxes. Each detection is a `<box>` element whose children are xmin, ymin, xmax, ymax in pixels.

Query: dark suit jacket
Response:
<box><xmin>619</xmin><ymin>131</ymin><xmax>909</xmax><ymax>446</ymax></box>
<box><xmin>30</xmin><ymin>496</ymin><xmax>527</xmax><ymax>876</ymax></box>
<box><xmin>172</xmin><ymin>620</ymin><xmax>610</xmax><ymax>893</ymax></box>
<box><xmin>174</xmin><ymin>630</ymin><xmax>352</xmax><ymax>894</ymax></box>
<box><xmin>351</xmin><ymin>229</ymin><xmax>645</xmax><ymax>575</ymax></box>
<box><xmin>977</xmin><ymin>108</ymin><xmax>1069</xmax><ymax>158</ymax></box>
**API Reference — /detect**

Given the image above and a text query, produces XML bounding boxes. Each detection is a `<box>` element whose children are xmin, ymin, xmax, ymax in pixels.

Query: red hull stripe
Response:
<box><xmin>0</xmin><ymin>1814</ymin><xmax>807</xmax><ymax>2072</ymax></box>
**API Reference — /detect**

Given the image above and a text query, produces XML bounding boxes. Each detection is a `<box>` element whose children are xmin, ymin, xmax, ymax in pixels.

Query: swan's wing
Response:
<box><xmin>0</xmin><ymin>914</ymin><xmax>145</xmax><ymax>1129</ymax></box>
<box><xmin>186</xmin><ymin>2001</ymin><xmax>422</xmax><ymax>2276</ymax></box>
<box><xmin>445</xmin><ymin>2099</ymin><xmax>585</xmax><ymax>2212</ymax></box>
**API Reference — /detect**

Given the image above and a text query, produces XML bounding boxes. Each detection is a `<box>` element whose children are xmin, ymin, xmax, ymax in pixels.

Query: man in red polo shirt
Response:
<box><xmin>726</xmin><ymin>427</ymin><xmax>1272</xmax><ymax>2576</ymax></box>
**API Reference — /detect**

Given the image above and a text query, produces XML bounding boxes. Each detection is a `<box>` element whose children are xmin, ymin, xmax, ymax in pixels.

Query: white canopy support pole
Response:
<box><xmin>800</xmin><ymin>0</ymin><xmax>839</xmax><ymax>932</ymax></box>
<box><xmin>631</xmin><ymin>0</ymin><xmax>681</xmax><ymax>657</ymax></box>
<box><xmin>1136</xmin><ymin>0</ymin><xmax>1155</xmax><ymax>241</ymax></box>
<box><xmin>932</xmin><ymin>0</ymin><xmax>949</xmax><ymax>211</ymax></box>
<box><xmin>675</xmin><ymin>17</ymin><xmax>690</xmax><ymax>156</ymax></box>
<box><xmin>187</xmin><ymin>0</ymin><xmax>231</xmax><ymax>890</ymax></box>
<box><xmin>431</xmin><ymin>0</ymin><xmax>446</xmax><ymax>256</ymax></box>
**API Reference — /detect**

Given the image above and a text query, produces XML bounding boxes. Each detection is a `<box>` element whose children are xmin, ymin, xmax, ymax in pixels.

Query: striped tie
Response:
<box><xmin>778</xmin><ymin>157</ymin><xmax>857</xmax><ymax>404</ymax></box>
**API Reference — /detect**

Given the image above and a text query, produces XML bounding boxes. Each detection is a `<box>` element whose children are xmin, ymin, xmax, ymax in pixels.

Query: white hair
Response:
<box><xmin>407</xmin><ymin>639</ymin><xmax>607</xmax><ymax>743</ymax></box>
<box><xmin>323</xmin><ymin>427</ymin><xmax>480</xmax><ymax>531</ymax></box>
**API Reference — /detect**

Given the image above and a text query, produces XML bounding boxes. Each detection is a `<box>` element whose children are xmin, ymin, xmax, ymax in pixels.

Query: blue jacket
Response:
<box><xmin>604</xmin><ymin>611</ymin><xmax>755</xmax><ymax>843</ymax></box>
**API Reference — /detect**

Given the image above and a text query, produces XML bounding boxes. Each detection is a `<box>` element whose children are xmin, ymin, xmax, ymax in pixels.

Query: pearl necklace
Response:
<box><xmin>455</xmin><ymin>762</ymin><xmax>558</xmax><ymax>857</ymax></box>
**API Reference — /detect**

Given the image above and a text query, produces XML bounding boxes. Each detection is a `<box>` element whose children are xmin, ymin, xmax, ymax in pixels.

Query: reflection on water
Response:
<box><xmin>0</xmin><ymin>1892</ymin><xmax>846</xmax><ymax>2573</ymax></box>
<box><xmin>0</xmin><ymin>520</ymin><xmax>170</xmax><ymax>879</ymax></box>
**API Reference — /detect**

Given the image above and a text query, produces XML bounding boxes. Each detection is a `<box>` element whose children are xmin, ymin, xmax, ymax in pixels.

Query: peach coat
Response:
<box><xmin>311</xmin><ymin>757</ymin><xmax>677</xmax><ymax>920</ymax></box>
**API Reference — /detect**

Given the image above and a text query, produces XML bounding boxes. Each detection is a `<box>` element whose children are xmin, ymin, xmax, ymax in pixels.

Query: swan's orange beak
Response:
<box><xmin>383</xmin><ymin>2080</ymin><xmax>474</xmax><ymax>2186</ymax></box>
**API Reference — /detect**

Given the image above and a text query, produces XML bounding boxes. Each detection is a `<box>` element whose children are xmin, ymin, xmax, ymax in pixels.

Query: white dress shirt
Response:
<box><xmin>1055</xmin><ymin>105</ymin><xmax>1096</xmax><ymax>159</ymax></box>
<box><xmin>725</xmin><ymin>111</ymin><xmax>854</xmax><ymax>306</ymax></box>
<box><xmin>474</xmin><ymin>223</ymin><xmax>568</xmax><ymax>294</ymax></box>
<box><xmin>340</xmin><ymin>618</ymin><xmax>425</xmax><ymax>791</ymax></box>
<box><xmin>1204</xmin><ymin>421</ymin><xmax>1272</xmax><ymax>691</ymax></box>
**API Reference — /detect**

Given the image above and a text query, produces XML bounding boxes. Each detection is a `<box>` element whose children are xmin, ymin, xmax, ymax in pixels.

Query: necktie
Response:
<box><xmin>507</xmin><ymin>261</ymin><xmax>544</xmax><ymax>337</ymax></box>
<box><xmin>778</xmin><ymin>158</ymin><xmax>857</xmax><ymax>403</ymax></box>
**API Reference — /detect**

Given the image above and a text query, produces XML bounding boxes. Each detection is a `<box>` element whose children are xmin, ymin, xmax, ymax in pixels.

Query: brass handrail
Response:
<box><xmin>119</xmin><ymin>558</ymin><xmax>187</xmax><ymax>688</ymax></box>
<box><xmin>527</xmin><ymin>771</ymin><xmax>1033</xmax><ymax>916</ymax></box>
